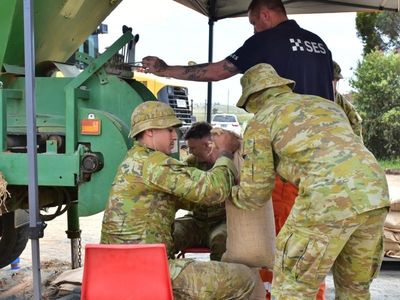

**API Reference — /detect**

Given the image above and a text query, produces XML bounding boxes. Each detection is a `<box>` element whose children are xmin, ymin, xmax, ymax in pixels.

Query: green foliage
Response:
<box><xmin>378</xmin><ymin>158</ymin><xmax>400</xmax><ymax>170</ymax></box>
<box><xmin>350</xmin><ymin>51</ymin><xmax>400</xmax><ymax>159</ymax></box>
<box><xmin>356</xmin><ymin>12</ymin><xmax>383</xmax><ymax>55</ymax></box>
<box><xmin>356</xmin><ymin>12</ymin><xmax>400</xmax><ymax>55</ymax></box>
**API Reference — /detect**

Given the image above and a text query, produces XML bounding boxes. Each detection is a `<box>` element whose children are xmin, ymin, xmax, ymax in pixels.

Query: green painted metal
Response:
<box><xmin>77</xmin><ymin>108</ymin><xmax>131</xmax><ymax>216</ymax></box>
<box><xmin>0</xmin><ymin>151</ymin><xmax>82</xmax><ymax>186</ymax></box>
<box><xmin>0</xmin><ymin>0</ymin><xmax>160</xmax><ymax>220</ymax></box>
<box><xmin>46</xmin><ymin>140</ymin><xmax>58</xmax><ymax>154</ymax></box>
<box><xmin>83</xmin><ymin>76</ymin><xmax>155</xmax><ymax>132</ymax></box>
<box><xmin>0</xmin><ymin>89</ymin><xmax>22</xmax><ymax>150</ymax></box>
<box><xmin>64</xmin><ymin>31</ymin><xmax>134</xmax><ymax>154</ymax></box>
<box><xmin>0</xmin><ymin>0</ymin><xmax>164</xmax><ymax>269</ymax></box>
<box><xmin>0</xmin><ymin>0</ymin><xmax>123</xmax><ymax>68</ymax></box>
<box><xmin>67</xmin><ymin>202</ymin><xmax>80</xmax><ymax>236</ymax></box>
<box><xmin>68</xmin><ymin>32</ymin><xmax>134</xmax><ymax>89</ymax></box>
<box><xmin>0</xmin><ymin>72</ymin><xmax>147</xmax><ymax>205</ymax></box>
<box><xmin>6</xmin><ymin>77</ymin><xmax>70</xmax><ymax>127</ymax></box>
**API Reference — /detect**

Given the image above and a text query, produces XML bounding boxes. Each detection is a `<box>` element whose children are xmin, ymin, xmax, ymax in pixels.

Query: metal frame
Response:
<box><xmin>23</xmin><ymin>0</ymin><xmax>42</xmax><ymax>298</ymax></box>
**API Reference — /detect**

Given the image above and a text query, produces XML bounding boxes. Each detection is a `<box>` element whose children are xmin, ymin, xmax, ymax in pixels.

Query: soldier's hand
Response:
<box><xmin>210</xmin><ymin>128</ymin><xmax>241</xmax><ymax>158</ymax></box>
<box><xmin>142</xmin><ymin>56</ymin><xmax>168</xmax><ymax>75</ymax></box>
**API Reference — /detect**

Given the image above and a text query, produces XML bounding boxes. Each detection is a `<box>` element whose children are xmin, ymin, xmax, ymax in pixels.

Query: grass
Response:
<box><xmin>379</xmin><ymin>158</ymin><xmax>400</xmax><ymax>171</ymax></box>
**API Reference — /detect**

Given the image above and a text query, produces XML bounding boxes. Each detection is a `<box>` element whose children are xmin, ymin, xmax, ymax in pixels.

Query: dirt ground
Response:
<box><xmin>1</xmin><ymin>175</ymin><xmax>399</xmax><ymax>299</ymax></box>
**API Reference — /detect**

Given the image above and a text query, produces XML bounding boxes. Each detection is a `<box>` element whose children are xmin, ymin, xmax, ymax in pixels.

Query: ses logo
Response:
<box><xmin>289</xmin><ymin>38</ymin><xmax>327</xmax><ymax>54</ymax></box>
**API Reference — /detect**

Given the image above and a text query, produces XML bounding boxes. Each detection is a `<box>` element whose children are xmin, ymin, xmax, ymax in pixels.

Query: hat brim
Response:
<box><xmin>129</xmin><ymin>116</ymin><xmax>182</xmax><ymax>138</ymax></box>
<box><xmin>236</xmin><ymin>81</ymin><xmax>295</xmax><ymax>109</ymax></box>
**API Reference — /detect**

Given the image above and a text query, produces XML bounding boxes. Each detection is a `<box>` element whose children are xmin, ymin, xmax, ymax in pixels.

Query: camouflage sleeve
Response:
<box><xmin>231</xmin><ymin>118</ymin><xmax>275</xmax><ymax>210</ymax></box>
<box><xmin>142</xmin><ymin>152</ymin><xmax>237</xmax><ymax>206</ymax></box>
<box><xmin>335</xmin><ymin>93</ymin><xmax>363</xmax><ymax>141</ymax></box>
<box><xmin>185</xmin><ymin>154</ymin><xmax>213</xmax><ymax>171</ymax></box>
<box><xmin>184</xmin><ymin>154</ymin><xmax>197</xmax><ymax>166</ymax></box>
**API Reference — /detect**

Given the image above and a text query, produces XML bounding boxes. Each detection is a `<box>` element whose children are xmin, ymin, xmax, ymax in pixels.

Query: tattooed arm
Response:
<box><xmin>142</xmin><ymin>56</ymin><xmax>239</xmax><ymax>81</ymax></box>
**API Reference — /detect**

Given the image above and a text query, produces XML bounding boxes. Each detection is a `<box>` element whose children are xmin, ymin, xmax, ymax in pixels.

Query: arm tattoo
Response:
<box><xmin>183</xmin><ymin>63</ymin><xmax>210</xmax><ymax>80</ymax></box>
<box><xmin>154</xmin><ymin>59</ymin><xmax>167</xmax><ymax>72</ymax></box>
<box><xmin>222</xmin><ymin>61</ymin><xmax>238</xmax><ymax>73</ymax></box>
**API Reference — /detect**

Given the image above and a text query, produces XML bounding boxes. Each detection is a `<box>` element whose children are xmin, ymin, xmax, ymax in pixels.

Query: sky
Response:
<box><xmin>99</xmin><ymin>0</ymin><xmax>364</xmax><ymax>106</ymax></box>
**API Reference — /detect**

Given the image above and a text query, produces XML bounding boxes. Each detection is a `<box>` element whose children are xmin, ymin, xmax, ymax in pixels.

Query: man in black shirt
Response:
<box><xmin>142</xmin><ymin>0</ymin><xmax>334</xmax><ymax>100</ymax></box>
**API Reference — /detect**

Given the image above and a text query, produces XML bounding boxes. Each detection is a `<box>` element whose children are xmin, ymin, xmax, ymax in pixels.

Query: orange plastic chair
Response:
<box><xmin>81</xmin><ymin>244</ymin><xmax>173</xmax><ymax>300</ymax></box>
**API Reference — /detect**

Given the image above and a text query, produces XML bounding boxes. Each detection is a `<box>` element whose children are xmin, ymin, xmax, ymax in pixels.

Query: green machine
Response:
<box><xmin>0</xmin><ymin>0</ymin><xmax>159</xmax><ymax>268</ymax></box>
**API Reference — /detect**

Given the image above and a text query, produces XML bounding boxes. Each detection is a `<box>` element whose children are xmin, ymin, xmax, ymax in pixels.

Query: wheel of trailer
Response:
<box><xmin>0</xmin><ymin>211</ymin><xmax>29</xmax><ymax>268</ymax></box>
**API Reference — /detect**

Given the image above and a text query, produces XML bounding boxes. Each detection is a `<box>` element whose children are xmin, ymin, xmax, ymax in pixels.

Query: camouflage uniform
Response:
<box><xmin>101</xmin><ymin>101</ymin><xmax>255</xmax><ymax>299</ymax></box>
<box><xmin>333</xmin><ymin>61</ymin><xmax>363</xmax><ymax>140</ymax></box>
<box><xmin>335</xmin><ymin>92</ymin><xmax>363</xmax><ymax>140</ymax></box>
<box><xmin>232</xmin><ymin>64</ymin><xmax>390</xmax><ymax>299</ymax></box>
<box><xmin>174</xmin><ymin>154</ymin><xmax>227</xmax><ymax>261</ymax></box>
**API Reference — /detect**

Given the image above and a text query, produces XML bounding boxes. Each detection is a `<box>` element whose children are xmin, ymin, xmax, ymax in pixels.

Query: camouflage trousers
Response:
<box><xmin>173</xmin><ymin>216</ymin><xmax>227</xmax><ymax>261</ymax></box>
<box><xmin>172</xmin><ymin>259</ymin><xmax>255</xmax><ymax>299</ymax></box>
<box><xmin>272</xmin><ymin>207</ymin><xmax>388</xmax><ymax>300</ymax></box>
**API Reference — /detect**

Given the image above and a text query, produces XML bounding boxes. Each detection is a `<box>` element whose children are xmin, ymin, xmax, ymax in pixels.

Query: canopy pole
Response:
<box><xmin>23</xmin><ymin>0</ymin><xmax>44</xmax><ymax>299</ymax></box>
<box><xmin>206</xmin><ymin>17</ymin><xmax>214</xmax><ymax>123</ymax></box>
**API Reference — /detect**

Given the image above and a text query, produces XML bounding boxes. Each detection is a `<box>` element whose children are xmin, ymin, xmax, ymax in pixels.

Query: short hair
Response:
<box><xmin>333</xmin><ymin>61</ymin><xmax>343</xmax><ymax>80</ymax></box>
<box><xmin>248</xmin><ymin>0</ymin><xmax>287</xmax><ymax>15</ymax></box>
<box><xmin>184</xmin><ymin>122</ymin><xmax>212</xmax><ymax>140</ymax></box>
<box><xmin>135</xmin><ymin>131</ymin><xmax>144</xmax><ymax>140</ymax></box>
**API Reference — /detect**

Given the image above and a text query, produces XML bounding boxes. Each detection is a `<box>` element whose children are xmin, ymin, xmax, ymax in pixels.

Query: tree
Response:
<box><xmin>350</xmin><ymin>51</ymin><xmax>400</xmax><ymax>159</ymax></box>
<box><xmin>356</xmin><ymin>12</ymin><xmax>400</xmax><ymax>55</ymax></box>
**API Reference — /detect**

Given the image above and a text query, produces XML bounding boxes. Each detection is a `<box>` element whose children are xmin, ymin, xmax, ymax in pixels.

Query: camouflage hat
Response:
<box><xmin>333</xmin><ymin>61</ymin><xmax>343</xmax><ymax>80</ymax></box>
<box><xmin>236</xmin><ymin>64</ymin><xmax>295</xmax><ymax>109</ymax></box>
<box><xmin>129</xmin><ymin>101</ymin><xmax>182</xmax><ymax>138</ymax></box>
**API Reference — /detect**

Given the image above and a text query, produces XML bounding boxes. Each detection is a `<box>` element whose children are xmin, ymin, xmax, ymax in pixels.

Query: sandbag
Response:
<box><xmin>384</xmin><ymin>229</ymin><xmax>400</xmax><ymax>258</ymax></box>
<box><xmin>222</xmin><ymin>199</ymin><xmax>275</xmax><ymax>269</ymax></box>
<box><xmin>211</xmin><ymin>127</ymin><xmax>275</xmax><ymax>271</ymax></box>
<box><xmin>384</xmin><ymin>211</ymin><xmax>400</xmax><ymax>231</ymax></box>
<box><xmin>43</xmin><ymin>267</ymin><xmax>83</xmax><ymax>299</ymax></box>
<box><xmin>249</xmin><ymin>267</ymin><xmax>268</xmax><ymax>300</ymax></box>
<box><xmin>390</xmin><ymin>199</ymin><xmax>400</xmax><ymax>212</ymax></box>
<box><xmin>213</xmin><ymin>127</ymin><xmax>275</xmax><ymax>268</ymax></box>
<box><xmin>383</xmin><ymin>200</ymin><xmax>400</xmax><ymax>258</ymax></box>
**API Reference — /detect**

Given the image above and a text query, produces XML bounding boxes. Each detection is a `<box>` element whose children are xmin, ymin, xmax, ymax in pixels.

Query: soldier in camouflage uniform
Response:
<box><xmin>174</xmin><ymin>122</ymin><xmax>228</xmax><ymax>261</ymax></box>
<box><xmin>101</xmin><ymin>101</ymin><xmax>255</xmax><ymax>299</ymax></box>
<box><xmin>212</xmin><ymin>64</ymin><xmax>390</xmax><ymax>299</ymax></box>
<box><xmin>333</xmin><ymin>61</ymin><xmax>363</xmax><ymax>140</ymax></box>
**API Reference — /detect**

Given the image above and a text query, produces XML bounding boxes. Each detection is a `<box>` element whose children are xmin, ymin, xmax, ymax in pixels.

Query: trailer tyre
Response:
<box><xmin>0</xmin><ymin>212</ymin><xmax>29</xmax><ymax>269</ymax></box>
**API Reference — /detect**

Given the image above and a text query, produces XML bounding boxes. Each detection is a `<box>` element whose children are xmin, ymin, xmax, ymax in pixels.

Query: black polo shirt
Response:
<box><xmin>227</xmin><ymin>20</ymin><xmax>334</xmax><ymax>100</ymax></box>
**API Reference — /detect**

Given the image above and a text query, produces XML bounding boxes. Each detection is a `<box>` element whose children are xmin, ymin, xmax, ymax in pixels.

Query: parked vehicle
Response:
<box><xmin>133</xmin><ymin>72</ymin><xmax>193</xmax><ymax>134</ymax></box>
<box><xmin>211</xmin><ymin>114</ymin><xmax>242</xmax><ymax>136</ymax></box>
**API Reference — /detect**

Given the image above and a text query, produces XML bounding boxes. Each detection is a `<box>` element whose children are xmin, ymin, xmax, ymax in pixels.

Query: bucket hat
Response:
<box><xmin>237</xmin><ymin>64</ymin><xmax>295</xmax><ymax>109</ymax></box>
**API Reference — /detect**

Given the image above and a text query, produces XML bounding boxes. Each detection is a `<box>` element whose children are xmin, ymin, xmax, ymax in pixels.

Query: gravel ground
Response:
<box><xmin>0</xmin><ymin>175</ymin><xmax>399</xmax><ymax>299</ymax></box>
